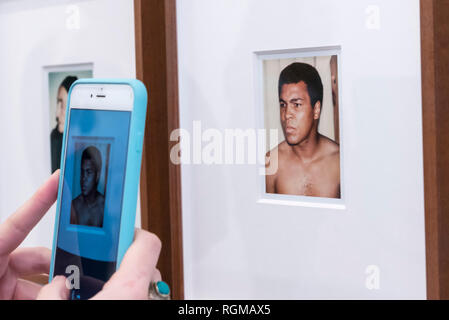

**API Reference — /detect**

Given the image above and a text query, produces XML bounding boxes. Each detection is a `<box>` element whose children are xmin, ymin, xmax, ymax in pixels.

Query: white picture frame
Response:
<box><xmin>254</xmin><ymin>46</ymin><xmax>345</xmax><ymax>210</ymax></box>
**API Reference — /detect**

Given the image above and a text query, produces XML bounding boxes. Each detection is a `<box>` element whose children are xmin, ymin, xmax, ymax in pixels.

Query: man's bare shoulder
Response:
<box><xmin>267</xmin><ymin>141</ymin><xmax>290</xmax><ymax>156</ymax></box>
<box><xmin>72</xmin><ymin>195</ymin><xmax>83</xmax><ymax>209</ymax></box>
<box><xmin>278</xmin><ymin>140</ymin><xmax>292</xmax><ymax>153</ymax></box>
<box><xmin>266</xmin><ymin>141</ymin><xmax>290</xmax><ymax>163</ymax></box>
<box><xmin>98</xmin><ymin>192</ymin><xmax>105</xmax><ymax>208</ymax></box>
<box><xmin>318</xmin><ymin>135</ymin><xmax>340</xmax><ymax>159</ymax></box>
<box><xmin>266</xmin><ymin>141</ymin><xmax>291</xmax><ymax>178</ymax></box>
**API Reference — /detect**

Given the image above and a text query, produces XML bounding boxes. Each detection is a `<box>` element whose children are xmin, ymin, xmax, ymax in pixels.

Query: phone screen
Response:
<box><xmin>52</xmin><ymin>108</ymin><xmax>131</xmax><ymax>300</ymax></box>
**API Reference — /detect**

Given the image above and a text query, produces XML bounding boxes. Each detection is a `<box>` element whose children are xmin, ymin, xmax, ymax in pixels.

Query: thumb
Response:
<box><xmin>36</xmin><ymin>276</ymin><xmax>70</xmax><ymax>300</ymax></box>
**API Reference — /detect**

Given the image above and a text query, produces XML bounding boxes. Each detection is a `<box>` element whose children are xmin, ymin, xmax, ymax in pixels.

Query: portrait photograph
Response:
<box><xmin>48</xmin><ymin>68</ymin><xmax>93</xmax><ymax>173</ymax></box>
<box><xmin>263</xmin><ymin>52</ymin><xmax>341</xmax><ymax>200</ymax></box>
<box><xmin>70</xmin><ymin>140</ymin><xmax>111</xmax><ymax>228</ymax></box>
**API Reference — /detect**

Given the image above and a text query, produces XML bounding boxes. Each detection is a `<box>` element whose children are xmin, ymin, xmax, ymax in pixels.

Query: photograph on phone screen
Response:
<box><xmin>48</xmin><ymin>69</ymin><xmax>93</xmax><ymax>173</ymax></box>
<box><xmin>70</xmin><ymin>140</ymin><xmax>111</xmax><ymax>228</ymax></box>
<box><xmin>263</xmin><ymin>54</ymin><xmax>341</xmax><ymax>199</ymax></box>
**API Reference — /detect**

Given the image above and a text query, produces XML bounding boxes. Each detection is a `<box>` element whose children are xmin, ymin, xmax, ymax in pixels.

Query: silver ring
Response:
<box><xmin>148</xmin><ymin>281</ymin><xmax>171</xmax><ymax>300</ymax></box>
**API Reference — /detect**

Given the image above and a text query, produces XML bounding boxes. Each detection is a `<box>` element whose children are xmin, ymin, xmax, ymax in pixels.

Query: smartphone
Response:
<box><xmin>49</xmin><ymin>79</ymin><xmax>147</xmax><ymax>300</ymax></box>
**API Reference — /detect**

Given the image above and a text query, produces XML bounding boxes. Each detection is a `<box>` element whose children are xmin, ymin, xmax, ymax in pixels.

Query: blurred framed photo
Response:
<box><xmin>44</xmin><ymin>63</ymin><xmax>93</xmax><ymax>173</ymax></box>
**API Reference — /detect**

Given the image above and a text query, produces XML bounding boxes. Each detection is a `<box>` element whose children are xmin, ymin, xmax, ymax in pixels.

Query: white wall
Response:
<box><xmin>0</xmin><ymin>0</ymin><xmax>139</xmax><ymax>249</ymax></box>
<box><xmin>177</xmin><ymin>0</ymin><xmax>426</xmax><ymax>299</ymax></box>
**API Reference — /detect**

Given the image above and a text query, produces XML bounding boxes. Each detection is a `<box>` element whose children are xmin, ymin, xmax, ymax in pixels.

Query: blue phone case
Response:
<box><xmin>49</xmin><ymin>78</ymin><xmax>148</xmax><ymax>282</ymax></box>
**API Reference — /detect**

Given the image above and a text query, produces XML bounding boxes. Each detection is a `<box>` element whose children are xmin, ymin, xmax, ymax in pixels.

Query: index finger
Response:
<box><xmin>0</xmin><ymin>170</ymin><xmax>60</xmax><ymax>255</ymax></box>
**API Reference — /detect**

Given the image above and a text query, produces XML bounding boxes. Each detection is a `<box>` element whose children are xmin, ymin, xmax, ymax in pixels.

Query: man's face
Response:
<box><xmin>80</xmin><ymin>159</ymin><xmax>98</xmax><ymax>196</ymax></box>
<box><xmin>279</xmin><ymin>81</ymin><xmax>320</xmax><ymax>146</ymax></box>
<box><xmin>56</xmin><ymin>86</ymin><xmax>68</xmax><ymax>133</ymax></box>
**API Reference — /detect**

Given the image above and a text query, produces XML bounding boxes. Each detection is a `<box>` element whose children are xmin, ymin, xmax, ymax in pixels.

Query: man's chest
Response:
<box><xmin>274</xmin><ymin>160</ymin><xmax>339</xmax><ymax>197</ymax></box>
<box><xmin>76</xmin><ymin>202</ymin><xmax>103</xmax><ymax>223</ymax></box>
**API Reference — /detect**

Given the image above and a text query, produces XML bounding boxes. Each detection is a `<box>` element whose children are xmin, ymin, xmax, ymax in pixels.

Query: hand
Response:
<box><xmin>37</xmin><ymin>228</ymin><xmax>162</xmax><ymax>300</ymax></box>
<box><xmin>93</xmin><ymin>229</ymin><xmax>162</xmax><ymax>300</ymax></box>
<box><xmin>0</xmin><ymin>170</ymin><xmax>163</xmax><ymax>300</ymax></box>
<box><xmin>0</xmin><ymin>170</ymin><xmax>60</xmax><ymax>299</ymax></box>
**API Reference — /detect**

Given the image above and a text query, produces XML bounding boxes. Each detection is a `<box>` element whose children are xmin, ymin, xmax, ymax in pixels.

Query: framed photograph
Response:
<box><xmin>70</xmin><ymin>138</ymin><xmax>111</xmax><ymax>228</ymax></box>
<box><xmin>44</xmin><ymin>63</ymin><xmax>93</xmax><ymax>173</ymax></box>
<box><xmin>174</xmin><ymin>0</ymin><xmax>427</xmax><ymax>299</ymax></box>
<box><xmin>256</xmin><ymin>47</ymin><xmax>344</xmax><ymax>208</ymax></box>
